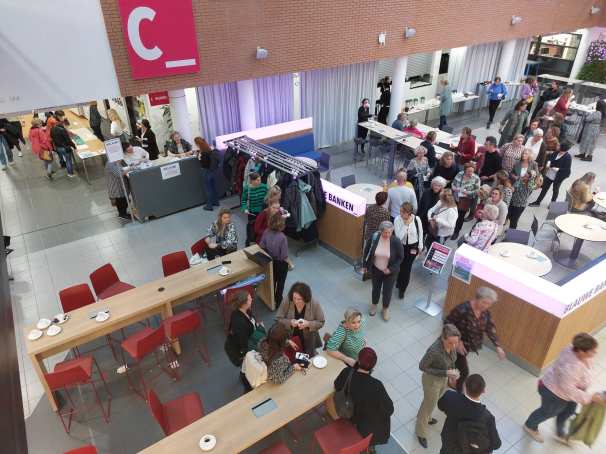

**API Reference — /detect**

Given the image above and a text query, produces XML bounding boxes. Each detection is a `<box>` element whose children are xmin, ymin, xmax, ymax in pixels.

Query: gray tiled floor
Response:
<box><xmin>5</xmin><ymin>106</ymin><xmax>606</xmax><ymax>454</ymax></box>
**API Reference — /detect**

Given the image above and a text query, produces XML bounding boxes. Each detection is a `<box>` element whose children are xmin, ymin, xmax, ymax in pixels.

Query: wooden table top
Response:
<box><xmin>346</xmin><ymin>183</ymin><xmax>383</xmax><ymax>205</ymax></box>
<box><xmin>555</xmin><ymin>214</ymin><xmax>606</xmax><ymax>242</ymax></box>
<box><xmin>593</xmin><ymin>192</ymin><xmax>606</xmax><ymax>209</ymax></box>
<box><xmin>25</xmin><ymin>246</ymin><xmax>269</xmax><ymax>358</ymax></box>
<box><xmin>139</xmin><ymin>355</ymin><xmax>344</xmax><ymax>454</ymax></box>
<box><xmin>488</xmin><ymin>242</ymin><xmax>552</xmax><ymax>276</ymax></box>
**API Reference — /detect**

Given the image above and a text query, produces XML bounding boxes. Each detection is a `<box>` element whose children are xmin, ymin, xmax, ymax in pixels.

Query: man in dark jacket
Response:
<box><xmin>50</xmin><ymin>112</ymin><xmax>77</xmax><ymax>177</ymax></box>
<box><xmin>438</xmin><ymin>374</ymin><xmax>501</xmax><ymax>454</ymax></box>
<box><xmin>531</xmin><ymin>81</ymin><xmax>561</xmax><ymax>120</ymax></box>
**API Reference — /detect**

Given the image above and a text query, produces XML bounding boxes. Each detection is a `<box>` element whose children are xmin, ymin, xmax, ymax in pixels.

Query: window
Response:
<box><xmin>528</xmin><ymin>33</ymin><xmax>582</xmax><ymax>78</ymax></box>
<box><xmin>406</xmin><ymin>53</ymin><xmax>433</xmax><ymax>88</ymax></box>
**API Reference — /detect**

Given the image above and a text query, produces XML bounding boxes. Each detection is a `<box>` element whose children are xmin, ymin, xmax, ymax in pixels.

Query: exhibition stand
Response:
<box><xmin>444</xmin><ymin>245</ymin><xmax>606</xmax><ymax>375</ymax></box>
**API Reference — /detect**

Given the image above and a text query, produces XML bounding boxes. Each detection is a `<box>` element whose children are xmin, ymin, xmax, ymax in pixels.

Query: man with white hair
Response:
<box><xmin>387</xmin><ymin>171</ymin><xmax>417</xmax><ymax>220</ymax></box>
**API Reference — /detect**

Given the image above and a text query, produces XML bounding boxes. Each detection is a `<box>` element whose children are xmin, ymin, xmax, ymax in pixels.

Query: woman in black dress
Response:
<box><xmin>136</xmin><ymin>119</ymin><xmax>160</xmax><ymax>160</ymax></box>
<box><xmin>357</xmin><ymin>98</ymin><xmax>372</xmax><ymax>153</ymax></box>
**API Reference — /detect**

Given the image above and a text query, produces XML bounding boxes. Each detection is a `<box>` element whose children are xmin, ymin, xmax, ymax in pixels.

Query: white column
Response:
<box><xmin>387</xmin><ymin>56</ymin><xmax>408</xmax><ymax>125</ymax></box>
<box><xmin>570</xmin><ymin>27</ymin><xmax>606</xmax><ymax>79</ymax></box>
<box><xmin>292</xmin><ymin>73</ymin><xmax>301</xmax><ymax>120</ymax></box>
<box><xmin>497</xmin><ymin>39</ymin><xmax>517</xmax><ymax>81</ymax></box>
<box><xmin>168</xmin><ymin>89</ymin><xmax>193</xmax><ymax>143</ymax></box>
<box><xmin>236</xmin><ymin>79</ymin><xmax>257</xmax><ymax>131</ymax></box>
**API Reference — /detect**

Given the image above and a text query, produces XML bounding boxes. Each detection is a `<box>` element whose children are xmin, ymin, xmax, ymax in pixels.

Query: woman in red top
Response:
<box><xmin>553</xmin><ymin>88</ymin><xmax>573</xmax><ymax>116</ymax></box>
<box><xmin>28</xmin><ymin>118</ymin><xmax>54</xmax><ymax>179</ymax></box>
<box><xmin>254</xmin><ymin>198</ymin><xmax>281</xmax><ymax>243</ymax></box>
<box><xmin>450</xmin><ymin>127</ymin><xmax>476</xmax><ymax>164</ymax></box>
<box><xmin>403</xmin><ymin>119</ymin><xmax>425</xmax><ymax>139</ymax></box>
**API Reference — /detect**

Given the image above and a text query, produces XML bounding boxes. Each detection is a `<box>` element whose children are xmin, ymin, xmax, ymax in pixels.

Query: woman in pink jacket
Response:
<box><xmin>29</xmin><ymin>118</ymin><xmax>54</xmax><ymax>179</ymax></box>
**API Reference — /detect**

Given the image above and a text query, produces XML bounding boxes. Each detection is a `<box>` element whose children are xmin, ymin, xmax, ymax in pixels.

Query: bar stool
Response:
<box><xmin>120</xmin><ymin>326</ymin><xmax>179</xmax><ymax>401</ymax></box>
<box><xmin>148</xmin><ymin>388</ymin><xmax>204</xmax><ymax>436</ymax></box>
<box><xmin>44</xmin><ymin>355</ymin><xmax>111</xmax><ymax>434</ymax></box>
<box><xmin>161</xmin><ymin>251</ymin><xmax>190</xmax><ymax>277</ymax></box>
<box><xmin>313</xmin><ymin>419</ymin><xmax>372</xmax><ymax>454</ymax></box>
<box><xmin>64</xmin><ymin>446</ymin><xmax>97</xmax><ymax>454</ymax></box>
<box><xmin>90</xmin><ymin>263</ymin><xmax>135</xmax><ymax>300</ymax></box>
<box><xmin>190</xmin><ymin>238</ymin><xmax>208</xmax><ymax>258</ymax></box>
<box><xmin>260</xmin><ymin>442</ymin><xmax>292</xmax><ymax>454</ymax></box>
<box><xmin>162</xmin><ymin>309</ymin><xmax>210</xmax><ymax>370</ymax></box>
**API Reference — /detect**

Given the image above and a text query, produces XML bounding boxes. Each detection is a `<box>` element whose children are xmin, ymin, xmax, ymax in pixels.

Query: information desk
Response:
<box><xmin>139</xmin><ymin>355</ymin><xmax>343</xmax><ymax>453</ymax></box>
<box><xmin>25</xmin><ymin>246</ymin><xmax>274</xmax><ymax>412</ymax></box>
<box><xmin>445</xmin><ymin>245</ymin><xmax>606</xmax><ymax>374</ymax></box>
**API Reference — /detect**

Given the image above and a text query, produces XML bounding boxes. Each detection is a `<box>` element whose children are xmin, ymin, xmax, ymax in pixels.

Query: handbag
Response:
<box><xmin>241</xmin><ymin>350</ymin><xmax>267</xmax><ymax>388</ymax></box>
<box><xmin>333</xmin><ymin>367</ymin><xmax>355</xmax><ymax>419</ymax></box>
<box><xmin>457</xmin><ymin>197</ymin><xmax>471</xmax><ymax>212</ymax></box>
<box><xmin>41</xmin><ymin>149</ymin><xmax>53</xmax><ymax>161</ymax></box>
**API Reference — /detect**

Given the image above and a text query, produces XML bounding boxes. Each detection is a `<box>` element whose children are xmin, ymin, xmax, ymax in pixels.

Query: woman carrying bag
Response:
<box><xmin>450</xmin><ymin>162</ymin><xmax>481</xmax><ymax>241</ymax></box>
<box><xmin>394</xmin><ymin>202</ymin><xmax>423</xmax><ymax>300</ymax></box>
<box><xmin>28</xmin><ymin>118</ymin><xmax>54</xmax><ymax>179</ymax></box>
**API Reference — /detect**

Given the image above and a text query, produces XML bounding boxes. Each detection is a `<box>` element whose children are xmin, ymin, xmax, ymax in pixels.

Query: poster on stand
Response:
<box><xmin>104</xmin><ymin>138</ymin><xmax>124</xmax><ymax>162</ymax></box>
<box><xmin>423</xmin><ymin>242</ymin><xmax>451</xmax><ymax>274</ymax></box>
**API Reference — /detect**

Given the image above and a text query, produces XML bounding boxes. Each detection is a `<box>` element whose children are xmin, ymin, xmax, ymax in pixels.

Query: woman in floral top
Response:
<box><xmin>364</xmin><ymin>191</ymin><xmax>390</xmax><ymax>243</ymax></box>
<box><xmin>407</xmin><ymin>145</ymin><xmax>431</xmax><ymax>200</ymax></box>
<box><xmin>206</xmin><ymin>208</ymin><xmax>238</xmax><ymax>259</ymax></box>
<box><xmin>258</xmin><ymin>323</ymin><xmax>303</xmax><ymax>384</ymax></box>
<box><xmin>463</xmin><ymin>204</ymin><xmax>499</xmax><ymax>251</ymax></box>
<box><xmin>451</xmin><ymin>162</ymin><xmax>481</xmax><ymax>240</ymax></box>
<box><xmin>508</xmin><ymin>170</ymin><xmax>539</xmax><ymax>229</ymax></box>
<box><xmin>500</xmin><ymin>134</ymin><xmax>526</xmax><ymax>172</ymax></box>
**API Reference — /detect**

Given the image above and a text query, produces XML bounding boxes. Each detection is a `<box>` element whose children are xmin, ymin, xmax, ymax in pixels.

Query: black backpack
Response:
<box><xmin>457</xmin><ymin>409</ymin><xmax>492</xmax><ymax>454</ymax></box>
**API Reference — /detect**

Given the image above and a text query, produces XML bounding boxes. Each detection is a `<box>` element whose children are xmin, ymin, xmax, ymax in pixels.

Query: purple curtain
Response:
<box><xmin>196</xmin><ymin>82</ymin><xmax>241</xmax><ymax>146</ymax></box>
<box><xmin>253</xmin><ymin>73</ymin><xmax>294</xmax><ymax>128</ymax></box>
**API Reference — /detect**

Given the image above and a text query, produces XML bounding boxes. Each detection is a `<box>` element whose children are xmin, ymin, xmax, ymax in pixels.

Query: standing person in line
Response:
<box><xmin>524</xmin><ymin>333</ymin><xmax>605</xmax><ymax>445</ymax></box>
<box><xmin>241</xmin><ymin>172</ymin><xmax>268</xmax><ymax>246</ymax></box>
<box><xmin>520</xmin><ymin>76</ymin><xmax>539</xmax><ymax>112</ymax></box>
<box><xmin>439</xmin><ymin>79</ymin><xmax>453</xmax><ymax>130</ymax></box>
<box><xmin>88</xmin><ymin>101</ymin><xmax>104</xmax><ymax>141</ymax></box>
<box><xmin>196</xmin><ymin>137</ymin><xmax>220</xmax><ymax>211</ymax></box>
<box><xmin>476</xmin><ymin>136</ymin><xmax>502</xmax><ymax>184</ymax></box>
<box><xmin>553</xmin><ymin>87</ymin><xmax>574</xmax><ymax>117</ymax></box>
<box><xmin>107</xmin><ymin>108</ymin><xmax>125</xmax><ymax>139</ymax></box>
<box><xmin>531</xmin><ymin>80</ymin><xmax>561</xmax><ymax>120</ymax></box>
<box><xmin>438</xmin><ymin>374</ymin><xmax>501</xmax><ymax>454</ymax></box>
<box><xmin>361</xmin><ymin>221</ymin><xmax>403</xmax><ymax>321</ymax></box>
<box><xmin>450</xmin><ymin>162</ymin><xmax>481</xmax><ymax>241</ymax></box>
<box><xmin>357</xmin><ymin>98</ymin><xmax>372</xmax><ymax>154</ymax></box>
<box><xmin>136</xmin><ymin>119</ymin><xmax>159</xmax><ymax>160</ymax></box>
<box><xmin>421</xmin><ymin>130</ymin><xmax>438</xmax><ymax>168</ymax></box>
<box><xmin>394</xmin><ymin>202</ymin><xmax>423</xmax><ymax>300</ymax></box>
<box><xmin>444</xmin><ymin>287</ymin><xmax>506</xmax><ymax>392</ymax></box>
<box><xmin>166</xmin><ymin>131</ymin><xmax>193</xmax><ymax>157</ymax></box>
<box><xmin>105</xmin><ymin>159</ymin><xmax>130</xmax><ymax>220</ymax></box>
<box><xmin>524</xmin><ymin>127</ymin><xmax>545</xmax><ymax>161</ymax></box>
<box><xmin>500</xmin><ymin>133</ymin><xmax>526</xmax><ymax>173</ymax></box>
<box><xmin>415</xmin><ymin>324</ymin><xmax>461</xmax><ymax>449</ymax></box>
<box><xmin>511</xmin><ymin>148</ymin><xmax>539</xmax><ymax>182</ymax></box>
<box><xmin>523</xmin><ymin>118</ymin><xmax>540</xmax><ymax>142</ymax></box>
<box><xmin>431</xmin><ymin>151</ymin><xmax>459</xmax><ymax>186</ymax></box>
<box><xmin>28</xmin><ymin>118</ymin><xmax>54</xmax><ymax>179</ymax></box>
<box><xmin>205</xmin><ymin>208</ymin><xmax>238</xmax><ymax>259</ymax></box>
<box><xmin>529</xmin><ymin>141</ymin><xmax>572</xmax><ymax>207</ymax></box>
<box><xmin>418</xmin><ymin>177</ymin><xmax>447</xmax><ymax>238</ymax></box>
<box><xmin>260</xmin><ymin>213</ymin><xmax>290</xmax><ymax>309</ymax></box>
<box><xmin>50</xmin><ymin>111</ymin><xmax>77</xmax><ymax>178</ymax></box>
<box><xmin>254</xmin><ymin>198</ymin><xmax>282</xmax><ymax>244</ymax></box>
<box><xmin>499</xmin><ymin>100</ymin><xmax>529</xmax><ymax>147</ymax></box>
<box><xmin>450</xmin><ymin>127</ymin><xmax>476</xmax><ymax>165</ymax></box>
<box><xmin>387</xmin><ymin>170</ymin><xmax>418</xmax><ymax>221</ymax></box>
<box><xmin>576</xmin><ymin>110</ymin><xmax>602</xmax><ymax>162</ymax></box>
<box><xmin>44</xmin><ymin>112</ymin><xmax>63</xmax><ymax>168</ymax></box>
<box><xmin>486</xmin><ymin>76</ymin><xmax>508</xmax><ymax>129</ymax></box>
<box><xmin>407</xmin><ymin>145</ymin><xmax>431</xmax><ymax>200</ymax></box>
<box><xmin>508</xmin><ymin>170</ymin><xmax>540</xmax><ymax>229</ymax></box>
<box><xmin>426</xmin><ymin>189</ymin><xmax>458</xmax><ymax>247</ymax></box>
<box><xmin>364</xmin><ymin>191</ymin><xmax>390</xmax><ymax>244</ymax></box>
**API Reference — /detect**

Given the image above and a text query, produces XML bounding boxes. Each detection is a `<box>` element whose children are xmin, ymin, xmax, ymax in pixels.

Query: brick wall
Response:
<box><xmin>99</xmin><ymin>0</ymin><xmax>606</xmax><ymax>97</ymax></box>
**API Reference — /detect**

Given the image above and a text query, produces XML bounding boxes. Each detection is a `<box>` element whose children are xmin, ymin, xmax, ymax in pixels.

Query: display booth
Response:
<box><xmin>445</xmin><ymin>245</ymin><xmax>606</xmax><ymax>375</ymax></box>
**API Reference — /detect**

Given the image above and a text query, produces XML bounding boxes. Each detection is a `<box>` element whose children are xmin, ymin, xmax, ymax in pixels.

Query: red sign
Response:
<box><xmin>117</xmin><ymin>0</ymin><xmax>200</xmax><ymax>80</ymax></box>
<box><xmin>148</xmin><ymin>91</ymin><xmax>169</xmax><ymax>106</ymax></box>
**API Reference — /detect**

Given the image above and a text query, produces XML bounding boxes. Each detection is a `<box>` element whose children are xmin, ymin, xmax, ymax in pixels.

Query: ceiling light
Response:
<box><xmin>404</xmin><ymin>27</ymin><xmax>416</xmax><ymax>39</ymax></box>
<box><xmin>511</xmin><ymin>15</ymin><xmax>523</xmax><ymax>25</ymax></box>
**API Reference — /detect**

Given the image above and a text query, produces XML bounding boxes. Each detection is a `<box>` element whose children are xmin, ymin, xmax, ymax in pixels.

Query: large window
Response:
<box><xmin>528</xmin><ymin>33</ymin><xmax>582</xmax><ymax>78</ymax></box>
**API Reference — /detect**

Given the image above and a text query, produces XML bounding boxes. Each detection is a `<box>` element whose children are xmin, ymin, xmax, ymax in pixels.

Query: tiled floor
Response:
<box><xmin>4</xmin><ymin>107</ymin><xmax>606</xmax><ymax>454</ymax></box>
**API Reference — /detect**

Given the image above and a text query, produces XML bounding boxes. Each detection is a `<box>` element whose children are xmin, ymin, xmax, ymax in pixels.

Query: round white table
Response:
<box><xmin>593</xmin><ymin>192</ymin><xmax>606</xmax><ymax>209</ymax></box>
<box><xmin>346</xmin><ymin>183</ymin><xmax>383</xmax><ymax>205</ymax></box>
<box><xmin>487</xmin><ymin>242</ymin><xmax>552</xmax><ymax>276</ymax></box>
<box><xmin>554</xmin><ymin>213</ymin><xmax>606</xmax><ymax>268</ymax></box>
<box><xmin>295</xmin><ymin>156</ymin><xmax>317</xmax><ymax>168</ymax></box>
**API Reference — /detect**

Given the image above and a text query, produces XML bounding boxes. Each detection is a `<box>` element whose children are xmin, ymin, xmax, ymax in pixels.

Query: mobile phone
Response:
<box><xmin>222</xmin><ymin>260</ymin><xmax>232</xmax><ymax>265</ymax></box>
<box><xmin>207</xmin><ymin>263</ymin><xmax>222</xmax><ymax>272</ymax></box>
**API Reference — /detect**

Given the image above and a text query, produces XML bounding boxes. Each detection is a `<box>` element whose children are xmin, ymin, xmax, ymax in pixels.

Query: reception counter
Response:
<box><xmin>444</xmin><ymin>245</ymin><xmax>606</xmax><ymax>375</ymax></box>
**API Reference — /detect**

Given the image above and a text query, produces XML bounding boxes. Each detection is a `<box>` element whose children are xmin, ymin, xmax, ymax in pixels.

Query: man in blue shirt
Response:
<box><xmin>391</xmin><ymin>113</ymin><xmax>407</xmax><ymax>131</ymax></box>
<box><xmin>486</xmin><ymin>77</ymin><xmax>508</xmax><ymax>129</ymax></box>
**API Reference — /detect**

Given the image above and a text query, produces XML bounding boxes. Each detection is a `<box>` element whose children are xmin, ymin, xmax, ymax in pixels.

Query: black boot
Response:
<box><xmin>398</xmin><ymin>289</ymin><xmax>404</xmax><ymax>299</ymax></box>
<box><xmin>575</xmin><ymin>153</ymin><xmax>586</xmax><ymax>158</ymax></box>
<box><xmin>581</xmin><ymin>155</ymin><xmax>593</xmax><ymax>161</ymax></box>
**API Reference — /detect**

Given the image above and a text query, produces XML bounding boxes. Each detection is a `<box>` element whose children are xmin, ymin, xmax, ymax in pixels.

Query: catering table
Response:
<box><xmin>593</xmin><ymin>192</ymin><xmax>606</xmax><ymax>209</ymax></box>
<box><xmin>139</xmin><ymin>355</ymin><xmax>343</xmax><ymax>453</ymax></box>
<box><xmin>346</xmin><ymin>183</ymin><xmax>382</xmax><ymax>205</ymax></box>
<box><xmin>25</xmin><ymin>246</ymin><xmax>274</xmax><ymax>412</ymax></box>
<box><xmin>554</xmin><ymin>213</ymin><xmax>606</xmax><ymax>268</ymax></box>
<box><xmin>406</xmin><ymin>93</ymin><xmax>480</xmax><ymax>123</ymax></box>
<box><xmin>415</xmin><ymin>122</ymin><xmax>454</xmax><ymax>144</ymax></box>
<box><xmin>488</xmin><ymin>242</ymin><xmax>552</xmax><ymax>276</ymax></box>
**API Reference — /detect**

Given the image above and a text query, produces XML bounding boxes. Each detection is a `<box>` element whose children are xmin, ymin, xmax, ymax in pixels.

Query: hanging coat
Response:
<box><xmin>579</xmin><ymin>111</ymin><xmax>602</xmax><ymax>156</ymax></box>
<box><xmin>297</xmin><ymin>179</ymin><xmax>317</xmax><ymax>231</ymax></box>
<box><xmin>569</xmin><ymin>402</ymin><xmax>605</xmax><ymax>447</ymax></box>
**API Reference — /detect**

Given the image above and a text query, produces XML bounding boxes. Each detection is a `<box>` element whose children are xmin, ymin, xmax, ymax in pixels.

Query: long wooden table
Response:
<box><xmin>25</xmin><ymin>246</ymin><xmax>274</xmax><ymax>412</ymax></box>
<box><xmin>139</xmin><ymin>355</ymin><xmax>343</xmax><ymax>453</ymax></box>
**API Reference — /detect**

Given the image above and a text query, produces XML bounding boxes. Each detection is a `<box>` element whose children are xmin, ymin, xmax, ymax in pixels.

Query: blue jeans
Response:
<box><xmin>0</xmin><ymin>136</ymin><xmax>13</xmax><ymax>166</ymax></box>
<box><xmin>55</xmin><ymin>147</ymin><xmax>74</xmax><ymax>175</ymax></box>
<box><xmin>525</xmin><ymin>384</ymin><xmax>577</xmax><ymax>436</ymax></box>
<box><xmin>203</xmin><ymin>171</ymin><xmax>218</xmax><ymax>208</ymax></box>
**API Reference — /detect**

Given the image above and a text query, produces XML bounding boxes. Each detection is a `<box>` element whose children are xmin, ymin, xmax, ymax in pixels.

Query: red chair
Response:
<box><xmin>190</xmin><ymin>238</ymin><xmax>207</xmax><ymax>257</ymax></box>
<box><xmin>148</xmin><ymin>388</ymin><xmax>204</xmax><ymax>436</ymax></box>
<box><xmin>162</xmin><ymin>310</ymin><xmax>210</xmax><ymax>369</ymax></box>
<box><xmin>222</xmin><ymin>285</ymin><xmax>255</xmax><ymax>334</ymax></box>
<box><xmin>44</xmin><ymin>355</ymin><xmax>111</xmax><ymax>434</ymax></box>
<box><xmin>313</xmin><ymin>419</ymin><xmax>373</xmax><ymax>454</ymax></box>
<box><xmin>120</xmin><ymin>326</ymin><xmax>178</xmax><ymax>400</ymax></box>
<box><xmin>261</xmin><ymin>442</ymin><xmax>292</xmax><ymax>454</ymax></box>
<box><xmin>90</xmin><ymin>263</ymin><xmax>135</xmax><ymax>300</ymax></box>
<box><xmin>59</xmin><ymin>283</ymin><xmax>118</xmax><ymax>361</ymax></box>
<box><xmin>162</xmin><ymin>251</ymin><xmax>190</xmax><ymax>277</ymax></box>
<box><xmin>64</xmin><ymin>446</ymin><xmax>97</xmax><ymax>454</ymax></box>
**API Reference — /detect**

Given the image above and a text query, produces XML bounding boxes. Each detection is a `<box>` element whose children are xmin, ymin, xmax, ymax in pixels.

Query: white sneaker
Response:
<box><xmin>67</xmin><ymin>173</ymin><xmax>75</xmax><ymax>178</ymax></box>
<box><xmin>18</xmin><ymin>152</ymin><xmax>23</xmax><ymax>157</ymax></box>
<box><xmin>523</xmin><ymin>425</ymin><xmax>544</xmax><ymax>443</ymax></box>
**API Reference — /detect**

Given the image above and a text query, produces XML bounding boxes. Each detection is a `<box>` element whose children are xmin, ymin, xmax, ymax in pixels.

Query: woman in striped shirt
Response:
<box><xmin>326</xmin><ymin>308</ymin><xmax>366</xmax><ymax>367</ymax></box>
<box><xmin>241</xmin><ymin>172</ymin><xmax>268</xmax><ymax>246</ymax></box>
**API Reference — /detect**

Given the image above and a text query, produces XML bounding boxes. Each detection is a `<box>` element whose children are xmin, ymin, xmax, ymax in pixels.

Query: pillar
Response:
<box><xmin>570</xmin><ymin>27</ymin><xmax>606</xmax><ymax>79</ymax></box>
<box><xmin>496</xmin><ymin>39</ymin><xmax>517</xmax><ymax>81</ymax></box>
<box><xmin>387</xmin><ymin>56</ymin><xmax>408</xmax><ymax>125</ymax></box>
<box><xmin>236</xmin><ymin>79</ymin><xmax>257</xmax><ymax>131</ymax></box>
<box><xmin>168</xmin><ymin>89</ymin><xmax>193</xmax><ymax>143</ymax></box>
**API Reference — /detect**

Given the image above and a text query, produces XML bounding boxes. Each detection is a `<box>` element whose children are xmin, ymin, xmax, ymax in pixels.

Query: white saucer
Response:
<box><xmin>218</xmin><ymin>267</ymin><xmax>231</xmax><ymax>276</ymax></box>
<box><xmin>46</xmin><ymin>325</ymin><xmax>62</xmax><ymax>336</ymax></box>
<box><xmin>28</xmin><ymin>329</ymin><xmax>43</xmax><ymax>341</ymax></box>
<box><xmin>36</xmin><ymin>318</ymin><xmax>52</xmax><ymax>330</ymax></box>
<box><xmin>96</xmin><ymin>311</ymin><xmax>110</xmax><ymax>322</ymax></box>
<box><xmin>199</xmin><ymin>434</ymin><xmax>217</xmax><ymax>451</ymax></box>
<box><xmin>54</xmin><ymin>313</ymin><xmax>69</xmax><ymax>324</ymax></box>
<box><xmin>312</xmin><ymin>355</ymin><xmax>328</xmax><ymax>369</ymax></box>
<box><xmin>526</xmin><ymin>252</ymin><xmax>539</xmax><ymax>259</ymax></box>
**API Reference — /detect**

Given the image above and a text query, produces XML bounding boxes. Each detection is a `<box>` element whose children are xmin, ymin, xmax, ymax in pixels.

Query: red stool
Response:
<box><xmin>190</xmin><ymin>238</ymin><xmax>207</xmax><ymax>257</ymax></box>
<box><xmin>148</xmin><ymin>388</ymin><xmax>204</xmax><ymax>436</ymax></box>
<box><xmin>59</xmin><ymin>283</ymin><xmax>119</xmax><ymax>361</ymax></box>
<box><xmin>120</xmin><ymin>326</ymin><xmax>178</xmax><ymax>400</ymax></box>
<box><xmin>162</xmin><ymin>251</ymin><xmax>190</xmax><ymax>277</ymax></box>
<box><xmin>261</xmin><ymin>441</ymin><xmax>292</xmax><ymax>453</ymax></box>
<box><xmin>64</xmin><ymin>446</ymin><xmax>97</xmax><ymax>454</ymax></box>
<box><xmin>44</xmin><ymin>356</ymin><xmax>111</xmax><ymax>434</ymax></box>
<box><xmin>90</xmin><ymin>263</ymin><xmax>135</xmax><ymax>300</ymax></box>
<box><xmin>162</xmin><ymin>310</ymin><xmax>210</xmax><ymax>369</ymax></box>
<box><xmin>313</xmin><ymin>419</ymin><xmax>373</xmax><ymax>453</ymax></box>
<box><xmin>222</xmin><ymin>285</ymin><xmax>255</xmax><ymax>334</ymax></box>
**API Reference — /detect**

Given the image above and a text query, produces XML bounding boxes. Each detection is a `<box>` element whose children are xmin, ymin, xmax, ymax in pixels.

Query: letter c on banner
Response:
<box><xmin>127</xmin><ymin>6</ymin><xmax>163</xmax><ymax>61</ymax></box>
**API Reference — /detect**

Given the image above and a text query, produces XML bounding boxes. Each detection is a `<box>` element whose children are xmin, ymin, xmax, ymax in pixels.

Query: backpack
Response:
<box><xmin>333</xmin><ymin>367</ymin><xmax>355</xmax><ymax>419</ymax></box>
<box><xmin>457</xmin><ymin>409</ymin><xmax>492</xmax><ymax>454</ymax></box>
<box><xmin>241</xmin><ymin>350</ymin><xmax>267</xmax><ymax>388</ymax></box>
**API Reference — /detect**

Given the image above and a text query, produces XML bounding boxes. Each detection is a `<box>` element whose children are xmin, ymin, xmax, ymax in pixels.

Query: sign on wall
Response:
<box><xmin>149</xmin><ymin>91</ymin><xmax>169</xmax><ymax>106</ymax></box>
<box><xmin>117</xmin><ymin>0</ymin><xmax>200</xmax><ymax>80</ymax></box>
<box><xmin>321</xmin><ymin>179</ymin><xmax>366</xmax><ymax>217</ymax></box>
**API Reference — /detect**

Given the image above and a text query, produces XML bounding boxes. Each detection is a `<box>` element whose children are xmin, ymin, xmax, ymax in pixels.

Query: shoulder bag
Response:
<box><xmin>429</xmin><ymin>208</ymin><xmax>447</xmax><ymax>237</ymax></box>
<box><xmin>457</xmin><ymin>408</ymin><xmax>492</xmax><ymax>454</ymax></box>
<box><xmin>333</xmin><ymin>367</ymin><xmax>355</xmax><ymax>419</ymax></box>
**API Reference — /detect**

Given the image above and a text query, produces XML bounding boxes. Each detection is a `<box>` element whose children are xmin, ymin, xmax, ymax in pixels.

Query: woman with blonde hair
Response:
<box><xmin>107</xmin><ymin>109</ymin><xmax>125</xmax><ymax>138</ymax></box>
<box><xmin>407</xmin><ymin>145</ymin><xmax>431</xmax><ymax>199</ymax></box>
<box><xmin>426</xmin><ymin>189</ymin><xmax>458</xmax><ymax>246</ymax></box>
<box><xmin>206</xmin><ymin>208</ymin><xmax>238</xmax><ymax>259</ymax></box>
<box><xmin>431</xmin><ymin>151</ymin><xmax>458</xmax><ymax>185</ymax></box>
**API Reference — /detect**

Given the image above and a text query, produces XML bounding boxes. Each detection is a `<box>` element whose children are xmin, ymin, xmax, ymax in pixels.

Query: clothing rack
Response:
<box><xmin>224</xmin><ymin>136</ymin><xmax>317</xmax><ymax>178</ymax></box>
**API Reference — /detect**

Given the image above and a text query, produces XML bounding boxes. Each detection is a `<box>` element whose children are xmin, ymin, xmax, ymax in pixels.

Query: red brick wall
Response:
<box><xmin>99</xmin><ymin>0</ymin><xmax>606</xmax><ymax>96</ymax></box>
